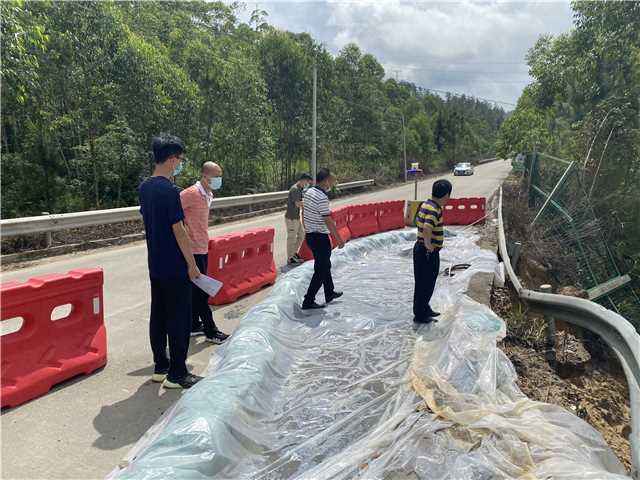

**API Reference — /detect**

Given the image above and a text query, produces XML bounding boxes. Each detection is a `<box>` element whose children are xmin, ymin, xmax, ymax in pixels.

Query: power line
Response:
<box><xmin>203</xmin><ymin>50</ymin><xmax>519</xmax><ymax>107</ymax></box>
<box><xmin>441</xmin><ymin>80</ymin><xmax>530</xmax><ymax>84</ymax></box>
<box><xmin>399</xmin><ymin>66</ymin><xmax>530</xmax><ymax>75</ymax></box>
<box><xmin>387</xmin><ymin>69</ymin><xmax>527</xmax><ymax>104</ymax></box>
<box><xmin>320</xmin><ymin>86</ymin><xmax>513</xmax><ymax>115</ymax></box>
<box><xmin>398</xmin><ymin>61</ymin><xmax>528</xmax><ymax>66</ymax></box>
<box><xmin>420</xmin><ymin>87</ymin><xmax>517</xmax><ymax>107</ymax></box>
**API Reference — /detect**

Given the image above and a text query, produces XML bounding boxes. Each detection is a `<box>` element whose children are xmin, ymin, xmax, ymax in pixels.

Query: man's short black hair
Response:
<box><xmin>432</xmin><ymin>179</ymin><xmax>453</xmax><ymax>199</ymax></box>
<box><xmin>299</xmin><ymin>173</ymin><xmax>313</xmax><ymax>181</ymax></box>
<box><xmin>316</xmin><ymin>168</ymin><xmax>333</xmax><ymax>183</ymax></box>
<box><xmin>152</xmin><ymin>134</ymin><xmax>185</xmax><ymax>164</ymax></box>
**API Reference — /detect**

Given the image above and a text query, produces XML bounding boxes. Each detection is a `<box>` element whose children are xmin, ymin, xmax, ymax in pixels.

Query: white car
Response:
<box><xmin>453</xmin><ymin>162</ymin><xmax>474</xmax><ymax>176</ymax></box>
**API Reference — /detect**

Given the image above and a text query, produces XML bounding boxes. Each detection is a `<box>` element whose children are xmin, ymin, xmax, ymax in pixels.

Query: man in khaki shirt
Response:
<box><xmin>285</xmin><ymin>173</ymin><xmax>313</xmax><ymax>264</ymax></box>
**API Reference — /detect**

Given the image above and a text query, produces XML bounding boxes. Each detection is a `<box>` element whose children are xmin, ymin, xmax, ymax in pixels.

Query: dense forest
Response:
<box><xmin>1</xmin><ymin>0</ymin><xmax>505</xmax><ymax>219</ymax></box>
<box><xmin>496</xmin><ymin>2</ymin><xmax>640</xmax><ymax>287</ymax></box>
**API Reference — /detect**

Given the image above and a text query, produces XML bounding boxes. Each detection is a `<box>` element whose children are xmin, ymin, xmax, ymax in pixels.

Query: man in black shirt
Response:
<box><xmin>139</xmin><ymin>134</ymin><xmax>203</xmax><ymax>389</ymax></box>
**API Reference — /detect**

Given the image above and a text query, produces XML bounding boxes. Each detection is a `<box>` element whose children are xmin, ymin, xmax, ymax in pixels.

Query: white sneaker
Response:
<box><xmin>190</xmin><ymin>327</ymin><xmax>205</xmax><ymax>337</ymax></box>
<box><xmin>151</xmin><ymin>368</ymin><xmax>168</xmax><ymax>383</ymax></box>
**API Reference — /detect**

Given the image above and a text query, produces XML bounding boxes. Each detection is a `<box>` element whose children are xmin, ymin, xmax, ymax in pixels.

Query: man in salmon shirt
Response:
<box><xmin>180</xmin><ymin>162</ymin><xmax>230</xmax><ymax>344</ymax></box>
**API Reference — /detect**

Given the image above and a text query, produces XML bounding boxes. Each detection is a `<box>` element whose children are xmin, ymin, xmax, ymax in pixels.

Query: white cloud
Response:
<box><xmin>236</xmin><ymin>1</ymin><xmax>575</xmax><ymax>107</ymax></box>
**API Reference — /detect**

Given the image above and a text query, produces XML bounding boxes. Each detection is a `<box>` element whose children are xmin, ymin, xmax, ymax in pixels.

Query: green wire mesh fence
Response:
<box><xmin>521</xmin><ymin>151</ymin><xmax>640</xmax><ymax>331</ymax></box>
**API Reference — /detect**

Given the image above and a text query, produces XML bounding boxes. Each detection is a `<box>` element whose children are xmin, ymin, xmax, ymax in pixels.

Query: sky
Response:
<box><xmin>235</xmin><ymin>1</ymin><xmax>575</xmax><ymax>109</ymax></box>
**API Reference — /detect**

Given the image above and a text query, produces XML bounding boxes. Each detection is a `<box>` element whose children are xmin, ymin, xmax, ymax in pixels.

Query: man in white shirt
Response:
<box><xmin>301</xmin><ymin>168</ymin><xmax>345</xmax><ymax>310</ymax></box>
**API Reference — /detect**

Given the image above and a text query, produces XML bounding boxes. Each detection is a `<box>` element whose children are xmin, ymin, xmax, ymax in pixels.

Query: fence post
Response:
<box><xmin>540</xmin><ymin>284</ymin><xmax>557</xmax><ymax>369</ymax></box>
<box><xmin>511</xmin><ymin>241</ymin><xmax>522</xmax><ymax>272</ymax></box>
<box><xmin>527</xmin><ymin>150</ymin><xmax>538</xmax><ymax>209</ymax></box>
<box><xmin>628</xmin><ymin>369</ymin><xmax>640</xmax><ymax>480</ymax></box>
<box><xmin>41</xmin><ymin>212</ymin><xmax>52</xmax><ymax>248</ymax></box>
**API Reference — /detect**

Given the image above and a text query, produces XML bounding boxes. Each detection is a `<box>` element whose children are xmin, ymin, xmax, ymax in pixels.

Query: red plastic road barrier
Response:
<box><xmin>331</xmin><ymin>206</ymin><xmax>352</xmax><ymax>244</ymax></box>
<box><xmin>377</xmin><ymin>201</ymin><xmax>406</xmax><ymax>232</ymax></box>
<box><xmin>349</xmin><ymin>203</ymin><xmax>380</xmax><ymax>238</ymax></box>
<box><xmin>1</xmin><ymin>269</ymin><xmax>107</xmax><ymax>408</ymax></box>
<box><xmin>443</xmin><ymin>197</ymin><xmax>486</xmax><ymax>225</ymax></box>
<box><xmin>297</xmin><ymin>207</ymin><xmax>352</xmax><ymax>261</ymax></box>
<box><xmin>208</xmin><ymin>228</ymin><xmax>277</xmax><ymax>305</ymax></box>
<box><xmin>297</xmin><ymin>237</ymin><xmax>314</xmax><ymax>261</ymax></box>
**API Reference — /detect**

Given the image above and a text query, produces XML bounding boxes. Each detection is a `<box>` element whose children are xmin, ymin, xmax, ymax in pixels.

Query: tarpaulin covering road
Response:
<box><xmin>110</xmin><ymin>229</ymin><xmax>629</xmax><ymax>480</ymax></box>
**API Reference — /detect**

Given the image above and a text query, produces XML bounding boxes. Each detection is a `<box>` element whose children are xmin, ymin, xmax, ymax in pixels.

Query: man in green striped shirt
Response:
<box><xmin>413</xmin><ymin>179</ymin><xmax>452</xmax><ymax>324</ymax></box>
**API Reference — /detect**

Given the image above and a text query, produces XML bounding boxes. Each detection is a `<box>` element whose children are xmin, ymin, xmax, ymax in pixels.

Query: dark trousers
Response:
<box><xmin>149</xmin><ymin>277</ymin><xmax>191</xmax><ymax>380</ymax></box>
<box><xmin>304</xmin><ymin>232</ymin><xmax>335</xmax><ymax>304</ymax></box>
<box><xmin>413</xmin><ymin>243</ymin><xmax>440</xmax><ymax>320</ymax></box>
<box><xmin>192</xmin><ymin>253</ymin><xmax>218</xmax><ymax>336</ymax></box>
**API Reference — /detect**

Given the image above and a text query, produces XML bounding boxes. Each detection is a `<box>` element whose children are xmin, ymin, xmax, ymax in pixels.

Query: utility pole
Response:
<box><xmin>401</xmin><ymin>113</ymin><xmax>407</xmax><ymax>183</ymax></box>
<box><xmin>312</xmin><ymin>63</ymin><xmax>317</xmax><ymax>182</ymax></box>
<box><xmin>392</xmin><ymin>70</ymin><xmax>407</xmax><ymax>182</ymax></box>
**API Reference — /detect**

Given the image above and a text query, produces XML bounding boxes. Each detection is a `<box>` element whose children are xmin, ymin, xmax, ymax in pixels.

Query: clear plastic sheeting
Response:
<box><xmin>110</xmin><ymin>229</ymin><xmax>629</xmax><ymax>480</ymax></box>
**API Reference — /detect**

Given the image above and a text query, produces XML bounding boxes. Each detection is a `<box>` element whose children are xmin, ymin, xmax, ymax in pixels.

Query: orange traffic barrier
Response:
<box><xmin>348</xmin><ymin>203</ymin><xmax>380</xmax><ymax>238</ymax></box>
<box><xmin>297</xmin><ymin>238</ymin><xmax>315</xmax><ymax>262</ymax></box>
<box><xmin>443</xmin><ymin>197</ymin><xmax>486</xmax><ymax>225</ymax></box>
<box><xmin>377</xmin><ymin>200</ymin><xmax>406</xmax><ymax>232</ymax></box>
<box><xmin>207</xmin><ymin>228</ymin><xmax>277</xmax><ymax>305</ymax></box>
<box><xmin>331</xmin><ymin>206</ymin><xmax>352</xmax><ymax>243</ymax></box>
<box><xmin>1</xmin><ymin>269</ymin><xmax>107</xmax><ymax>408</ymax></box>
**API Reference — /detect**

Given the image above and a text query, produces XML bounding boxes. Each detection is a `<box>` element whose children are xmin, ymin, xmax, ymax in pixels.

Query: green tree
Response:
<box><xmin>1</xmin><ymin>1</ymin><xmax>505</xmax><ymax>219</ymax></box>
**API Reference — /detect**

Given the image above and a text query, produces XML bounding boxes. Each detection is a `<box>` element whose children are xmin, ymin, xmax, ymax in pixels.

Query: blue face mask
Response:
<box><xmin>173</xmin><ymin>162</ymin><xmax>184</xmax><ymax>177</ymax></box>
<box><xmin>209</xmin><ymin>176</ymin><xmax>223</xmax><ymax>190</ymax></box>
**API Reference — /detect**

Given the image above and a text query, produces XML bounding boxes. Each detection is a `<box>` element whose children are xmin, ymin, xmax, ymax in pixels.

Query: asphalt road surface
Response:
<box><xmin>0</xmin><ymin>160</ymin><xmax>511</xmax><ymax>479</ymax></box>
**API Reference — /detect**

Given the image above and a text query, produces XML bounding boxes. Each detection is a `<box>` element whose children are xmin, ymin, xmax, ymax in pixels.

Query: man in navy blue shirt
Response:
<box><xmin>139</xmin><ymin>134</ymin><xmax>203</xmax><ymax>389</ymax></box>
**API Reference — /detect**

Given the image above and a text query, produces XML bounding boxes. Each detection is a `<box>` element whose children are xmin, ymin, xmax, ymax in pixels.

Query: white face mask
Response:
<box><xmin>209</xmin><ymin>176</ymin><xmax>222</xmax><ymax>190</ymax></box>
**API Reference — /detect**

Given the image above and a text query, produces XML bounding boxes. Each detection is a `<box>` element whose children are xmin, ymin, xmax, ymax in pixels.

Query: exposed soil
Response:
<box><xmin>492</xmin><ymin>283</ymin><xmax>632</xmax><ymax>473</ymax></box>
<box><xmin>487</xmin><ymin>179</ymin><xmax>632</xmax><ymax>473</ymax></box>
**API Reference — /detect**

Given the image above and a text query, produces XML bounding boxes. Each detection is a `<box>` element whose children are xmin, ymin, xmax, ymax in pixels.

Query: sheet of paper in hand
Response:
<box><xmin>192</xmin><ymin>274</ymin><xmax>223</xmax><ymax>298</ymax></box>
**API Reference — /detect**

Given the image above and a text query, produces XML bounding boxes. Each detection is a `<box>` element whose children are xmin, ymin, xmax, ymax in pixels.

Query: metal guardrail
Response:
<box><xmin>476</xmin><ymin>157</ymin><xmax>499</xmax><ymax>164</ymax></box>
<box><xmin>497</xmin><ymin>187</ymin><xmax>640</xmax><ymax>479</ymax></box>
<box><xmin>0</xmin><ymin>179</ymin><xmax>375</xmax><ymax>238</ymax></box>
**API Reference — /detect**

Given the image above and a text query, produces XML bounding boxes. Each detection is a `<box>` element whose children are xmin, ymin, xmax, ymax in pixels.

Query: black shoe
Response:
<box><xmin>190</xmin><ymin>326</ymin><xmax>204</xmax><ymax>337</ymax></box>
<box><xmin>163</xmin><ymin>373</ymin><xmax>203</xmax><ymax>389</ymax></box>
<box><xmin>426</xmin><ymin>309</ymin><xmax>441</xmax><ymax>318</ymax></box>
<box><xmin>302</xmin><ymin>301</ymin><xmax>325</xmax><ymax>310</ymax></box>
<box><xmin>206</xmin><ymin>331</ymin><xmax>230</xmax><ymax>345</ymax></box>
<box><xmin>325</xmin><ymin>291</ymin><xmax>343</xmax><ymax>303</ymax></box>
<box><xmin>413</xmin><ymin>317</ymin><xmax>435</xmax><ymax>324</ymax></box>
<box><xmin>289</xmin><ymin>254</ymin><xmax>305</xmax><ymax>265</ymax></box>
